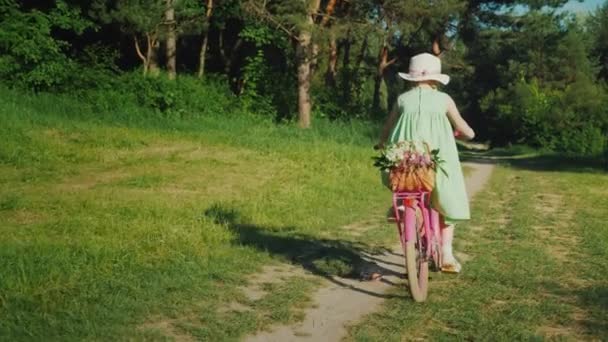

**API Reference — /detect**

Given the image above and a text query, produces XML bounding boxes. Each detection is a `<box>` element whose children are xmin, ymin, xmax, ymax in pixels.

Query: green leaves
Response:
<box><xmin>481</xmin><ymin>77</ymin><xmax>608</xmax><ymax>155</ymax></box>
<box><xmin>101</xmin><ymin>0</ymin><xmax>165</xmax><ymax>34</ymax></box>
<box><xmin>588</xmin><ymin>2</ymin><xmax>608</xmax><ymax>80</ymax></box>
<box><xmin>0</xmin><ymin>0</ymin><xmax>91</xmax><ymax>89</ymax></box>
<box><xmin>240</xmin><ymin>24</ymin><xmax>286</xmax><ymax>46</ymax></box>
<box><xmin>372</xmin><ymin>142</ymin><xmax>446</xmax><ymax>174</ymax></box>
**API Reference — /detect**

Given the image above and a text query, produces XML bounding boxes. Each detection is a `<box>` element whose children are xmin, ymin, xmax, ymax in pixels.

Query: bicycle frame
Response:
<box><xmin>392</xmin><ymin>191</ymin><xmax>441</xmax><ymax>262</ymax></box>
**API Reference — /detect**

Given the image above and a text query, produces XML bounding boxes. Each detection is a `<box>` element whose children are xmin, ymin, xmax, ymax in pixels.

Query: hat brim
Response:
<box><xmin>398</xmin><ymin>72</ymin><xmax>450</xmax><ymax>85</ymax></box>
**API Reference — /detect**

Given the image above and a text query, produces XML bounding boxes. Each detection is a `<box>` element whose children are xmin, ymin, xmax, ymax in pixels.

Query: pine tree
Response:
<box><xmin>588</xmin><ymin>2</ymin><xmax>608</xmax><ymax>81</ymax></box>
<box><xmin>92</xmin><ymin>0</ymin><xmax>166</xmax><ymax>76</ymax></box>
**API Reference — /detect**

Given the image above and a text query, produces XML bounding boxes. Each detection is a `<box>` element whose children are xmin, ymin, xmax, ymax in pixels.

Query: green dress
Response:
<box><xmin>389</xmin><ymin>87</ymin><xmax>470</xmax><ymax>223</ymax></box>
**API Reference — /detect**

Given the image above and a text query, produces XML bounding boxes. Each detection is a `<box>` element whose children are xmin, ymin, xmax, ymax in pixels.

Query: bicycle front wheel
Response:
<box><xmin>405</xmin><ymin>240</ymin><xmax>429</xmax><ymax>302</ymax></box>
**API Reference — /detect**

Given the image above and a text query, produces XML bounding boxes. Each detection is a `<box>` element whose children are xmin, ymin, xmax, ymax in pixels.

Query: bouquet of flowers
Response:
<box><xmin>373</xmin><ymin>141</ymin><xmax>446</xmax><ymax>192</ymax></box>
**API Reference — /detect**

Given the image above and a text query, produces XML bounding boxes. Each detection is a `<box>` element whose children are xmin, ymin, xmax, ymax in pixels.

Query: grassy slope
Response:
<box><xmin>347</xmin><ymin>163</ymin><xmax>608</xmax><ymax>341</ymax></box>
<box><xmin>4</xmin><ymin>88</ymin><xmax>606</xmax><ymax>341</ymax></box>
<box><xmin>0</xmin><ymin>89</ymin><xmax>394</xmax><ymax>340</ymax></box>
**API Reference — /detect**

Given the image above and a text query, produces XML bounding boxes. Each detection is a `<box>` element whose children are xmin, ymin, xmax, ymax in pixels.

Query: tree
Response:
<box><xmin>243</xmin><ymin>0</ymin><xmax>320</xmax><ymax>127</ymax></box>
<box><xmin>588</xmin><ymin>2</ymin><xmax>608</xmax><ymax>81</ymax></box>
<box><xmin>321</xmin><ymin>0</ymin><xmax>340</xmax><ymax>87</ymax></box>
<box><xmin>453</xmin><ymin>0</ymin><xmax>571</xmax><ymax>139</ymax></box>
<box><xmin>165</xmin><ymin>0</ymin><xmax>177</xmax><ymax>79</ymax></box>
<box><xmin>92</xmin><ymin>0</ymin><xmax>166</xmax><ymax>76</ymax></box>
<box><xmin>0</xmin><ymin>0</ymin><xmax>91</xmax><ymax>89</ymax></box>
<box><xmin>364</xmin><ymin>0</ymin><xmax>465</xmax><ymax>113</ymax></box>
<box><xmin>198</xmin><ymin>0</ymin><xmax>214</xmax><ymax>78</ymax></box>
<box><xmin>296</xmin><ymin>0</ymin><xmax>321</xmax><ymax>128</ymax></box>
<box><xmin>175</xmin><ymin>0</ymin><xmax>216</xmax><ymax>78</ymax></box>
<box><xmin>473</xmin><ymin>9</ymin><xmax>606</xmax><ymax>150</ymax></box>
<box><xmin>174</xmin><ymin>0</ymin><xmax>243</xmax><ymax>79</ymax></box>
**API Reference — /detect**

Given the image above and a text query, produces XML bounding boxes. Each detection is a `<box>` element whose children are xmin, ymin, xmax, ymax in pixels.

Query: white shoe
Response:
<box><xmin>441</xmin><ymin>257</ymin><xmax>462</xmax><ymax>273</ymax></box>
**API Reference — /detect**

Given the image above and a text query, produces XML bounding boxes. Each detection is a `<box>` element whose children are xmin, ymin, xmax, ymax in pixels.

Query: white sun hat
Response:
<box><xmin>398</xmin><ymin>53</ymin><xmax>450</xmax><ymax>85</ymax></box>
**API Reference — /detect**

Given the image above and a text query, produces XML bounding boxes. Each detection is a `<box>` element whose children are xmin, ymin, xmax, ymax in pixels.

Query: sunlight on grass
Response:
<box><xmin>3</xmin><ymin>88</ymin><xmax>605</xmax><ymax>340</ymax></box>
<box><xmin>346</xmin><ymin>165</ymin><xmax>608</xmax><ymax>341</ymax></box>
<box><xmin>0</xmin><ymin>90</ymin><xmax>390</xmax><ymax>340</ymax></box>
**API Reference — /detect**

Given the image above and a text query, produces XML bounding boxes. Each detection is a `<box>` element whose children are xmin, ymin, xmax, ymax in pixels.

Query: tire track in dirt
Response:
<box><xmin>244</xmin><ymin>161</ymin><xmax>495</xmax><ymax>342</ymax></box>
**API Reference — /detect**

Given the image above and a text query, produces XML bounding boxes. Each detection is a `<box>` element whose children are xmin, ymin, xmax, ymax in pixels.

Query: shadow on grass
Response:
<box><xmin>459</xmin><ymin>149</ymin><xmax>607</xmax><ymax>174</ymax></box>
<box><xmin>541</xmin><ymin>280</ymin><xmax>608</xmax><ymax>338</ymax></box>
<box><xmin>204</xmin><ymin>204</ymin><xmax>407</xmax><ymax>300</ymax></box>
<box><xmin>508</xmin><ymin>155</ymin><xmax>606</xmax><ymax>173</ymax></box>
<box><xmin>576</xmin><ymin>286</ymin><xmax>608</xmax><ymax>337</ymax></box>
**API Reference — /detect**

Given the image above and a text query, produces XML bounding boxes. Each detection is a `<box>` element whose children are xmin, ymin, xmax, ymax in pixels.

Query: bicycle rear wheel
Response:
<box><xmin>404</xmin><ymin>217</ymin><xmax>429</xmax><ymax>302</ymax></box>
<box><xmin>405</xmin><ymin>240</ymin><xmax>429</xmax><ymax>302</ymax></box>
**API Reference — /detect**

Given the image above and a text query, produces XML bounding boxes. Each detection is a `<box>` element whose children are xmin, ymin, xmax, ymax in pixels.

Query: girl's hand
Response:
<box><xmin>454</xmin><ymin>130</ymin><xmax>473</xmax><ymax>141</ymax></box>
<box><xmin>446</xmin><ymin>96</ymin><xmax>475</xmax><ymax>140</ymax></box>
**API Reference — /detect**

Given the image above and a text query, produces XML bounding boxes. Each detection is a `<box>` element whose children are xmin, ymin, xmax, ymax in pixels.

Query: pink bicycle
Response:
<box><xmin>392</xmin><ymin>190</ymin><xmax>442</xmax><ymax>302</ymax></box>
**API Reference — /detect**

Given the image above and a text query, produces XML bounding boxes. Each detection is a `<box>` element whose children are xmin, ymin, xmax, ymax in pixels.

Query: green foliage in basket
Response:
<box><xmin>373</xmin><ymin>141</ymin><xmax>447</xmax><ymax>176</ymax></box>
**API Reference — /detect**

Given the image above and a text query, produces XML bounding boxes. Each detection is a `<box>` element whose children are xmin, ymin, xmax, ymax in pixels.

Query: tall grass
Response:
<box><xmin>0</xmin><ymin>86</ymin><xmax>392</xmax><ymax>340</ymax></box>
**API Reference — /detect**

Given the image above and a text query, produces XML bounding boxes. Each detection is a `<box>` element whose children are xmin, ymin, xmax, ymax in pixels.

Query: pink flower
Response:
<box><xmin>417</xmin><ymin>155</ymin><xmax>425</xmax><ymax>166</ymax></box>
<box><xmin>424</xmin><ymin>154</ymin><xmax>431</xmax><ymax>165</ymax></box>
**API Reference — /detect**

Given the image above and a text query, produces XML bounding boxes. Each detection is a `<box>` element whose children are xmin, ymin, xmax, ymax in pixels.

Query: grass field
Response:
<box><xmin>0</xmin><ymin>89</ymin><xmax>394</xmax><ymax>340</ymax></box>
<box><xmin>1</xmin><ymin>88</ymin><xmax>607</xmax><ymax>341</ymax></box>
<box><xmin>347</xmin><ymin>161</ymin><xmax>608</xmax><ymax>341</ymax></box>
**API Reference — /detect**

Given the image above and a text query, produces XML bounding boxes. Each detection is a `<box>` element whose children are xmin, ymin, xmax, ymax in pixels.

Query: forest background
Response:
<box><xmin>1</xmin><ymin>0</ymin><xmax>608</xmax><ymax>155</ymax></box>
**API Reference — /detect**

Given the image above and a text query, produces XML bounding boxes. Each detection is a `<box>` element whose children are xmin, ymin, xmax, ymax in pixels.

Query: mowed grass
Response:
<box><xmin>0</xmin><ymin>89</ymin><xmax>394</xmax><ymax>340</ymax></box>
<box><xmin>347</xmin><ymin>163</ymin><xmax>608</xmax><ymax>341</ymax></box>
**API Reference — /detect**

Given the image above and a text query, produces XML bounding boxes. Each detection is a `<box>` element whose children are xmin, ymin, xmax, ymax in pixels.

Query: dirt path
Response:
<box><xmin>244</xmin><ymin>162</ymin><xmax>495</xmax><ymax>342</ymax></box>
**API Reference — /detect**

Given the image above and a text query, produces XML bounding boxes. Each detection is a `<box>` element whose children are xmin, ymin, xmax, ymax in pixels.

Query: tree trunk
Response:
<box><xmin>325</xmin><ymin>36</ymin><xmax>338</xmax><ymax>87</ymax></box>
<box><xmin>141</xmin><ymin>33</ymin><xmax>160</xmax><ymax>77</ymax></box>
<box><xmin>135</xmin><ymin>34</ymin><xmax>160</xmax><ymax>77</ymax></box>
<box><xmin>322</xmin><ymin>0</ymin><xmax>339</xmax><ymax>87</ymax></box>
<box><xmin>134</xmin><ymin>36</ymin><xmax>149</xmax><ymax>76</ymax></box>
<box><xmin>341</xmin><ymin>30</ymin><xmax>352</xmax><ymax>103</ymax></box>
<box><xmin>356</xmin><ymin>34</ymin><xmax>368</xmax><ymax>68</ymax></box>
<box><xmin>198</xmin><ymin>34</ymin><xmax>210</xmax><ymax>78</ymax></box>
<box><xmin>219</xmin><ymin>30</ymin><xmax>243</xmax><ymax>76</ymax></box>
<box><xmin>372</xmin><ymin>44</ymin><xmax>396</xmax><ymax>112</ymax></box>
<box><xmin>309</xmin><ymin>0</ymin><xmax>324</xmax><ymax>82</ymax></box>
<box><xmin>311</xmin><ymin>43</ymin><xmax>320</xmax><ymax>76</ymax></box>
<box><xmin>165</xmin><ymin>0</ymin><xmax>176</xmax><ymax>80</ymax></box>
<box><xmin>297</xmin><ymin>30</ymin><xmax>313</xmax><ymax>128</ymax></box>
<box><xmin>432</xmin><ymin>37</ymin><xmax>441</xmax><ymax>56</ymax></box>
<box><xmin>296</xmin><ymin>0</ymin><xmax>321</xmax><ymax>128</ymax></box>
<box><xmin>198</xmin><ymin>0</ymin><xmax>214</xmax><ymax>78</ymax></box>
<box><xmin>320</xmin><ymin>0</ymin><xmax>338</xmax><ymax>26</ymax></box>
<box><xmin>148</xmin><ymin>41</ymin><xmax>160</xmax><ymax>77</ymax></box>
<box><xmin>372</xmin><ymin>75</ymin><xmax>382</xmax><ymax>113</ymax></box>
<box><xmin>386</xmin><ymin>71</ymin><xmax>398</xmax><ymax>112</ymax></box>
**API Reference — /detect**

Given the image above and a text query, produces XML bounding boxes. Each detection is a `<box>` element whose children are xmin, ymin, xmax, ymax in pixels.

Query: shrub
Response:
<box><xmin>481</xmin><ymin>79</ymin><xmax>608</xmax><ymax>155</ymax></box>
<box><xmin>72</xmin><ymin>72</ymin><xmax>241</xmax><ymax>120</ymax></box>
<box><xmin>558</xmin><ymin>124</ymin><xmax>606</xmax><ymax>156</ymax></box>
<box><xmin>0</xmin><ymin>0</ymin><xmax>90</xmax><ymax>90</ymax></box>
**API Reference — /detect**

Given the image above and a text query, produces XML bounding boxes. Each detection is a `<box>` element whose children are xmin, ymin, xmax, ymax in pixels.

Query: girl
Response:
<box><xmin>377</xmin><ymin>53</ymin><xmax>475</xmax><ymax>273</ymax></box>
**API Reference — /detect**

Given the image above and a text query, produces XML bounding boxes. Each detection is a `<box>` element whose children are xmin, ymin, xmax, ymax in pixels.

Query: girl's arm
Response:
<box><xmin>446</xmin><ymin>96</ymin><xmax>475</xmax><ymax>140</ymax></box>
<box><xmin>376</xmin><ymin>107</ymin><xmax>399</xmax><ymax>148</ymax></box>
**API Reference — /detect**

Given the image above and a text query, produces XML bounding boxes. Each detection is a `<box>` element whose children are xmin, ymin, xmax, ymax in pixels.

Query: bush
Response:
<box><xmin>558</xmin><ymin>124</ymin><xmax>606</xmax><ymax>156</ymax></box>
<box><xmin>0</xmin><ymin>1</ymin><xmax>90</xmax><ymax>90</ymax></box>
<box><xmin>481</xmin><ymin>79</ymin><xmax>608</xmax><ymax>156</ymax></box>
<box><xmin>73</xmin><ymin>73</ymin><xmax>242</xmax><ymax>120</ymax></box>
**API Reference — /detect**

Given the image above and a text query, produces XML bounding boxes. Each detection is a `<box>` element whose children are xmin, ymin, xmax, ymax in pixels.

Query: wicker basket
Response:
<box><xmin>389</xmin><ymin>167</ymin><xmax>435</xmax><ymax>192</ymax></box>
<box><xmin>387</xmin><ymin>142</ymin><xmax>436</xmax><ymax>192</ymax></box>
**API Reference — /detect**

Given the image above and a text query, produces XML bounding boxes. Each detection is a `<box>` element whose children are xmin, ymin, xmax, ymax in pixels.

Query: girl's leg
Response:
<box><xmin>441</xmin><ymin>217</ymin><xmax>461</xmax><ymax>273</ymax></box>
<box><xmin>441</xmin><ymin>224</ymin><xmax>456</xmax><ymax>262</ymax></box>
